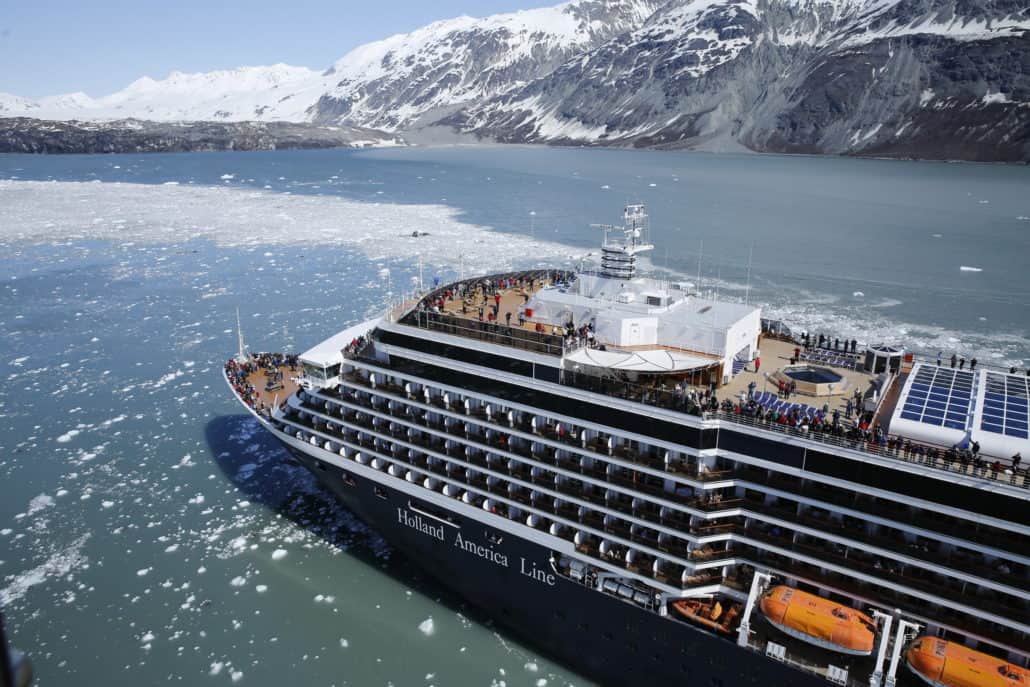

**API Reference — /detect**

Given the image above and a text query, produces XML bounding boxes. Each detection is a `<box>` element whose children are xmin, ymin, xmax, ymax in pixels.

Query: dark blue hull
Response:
<box><xmin>284</xmin><ymin>443</ymin><xmax>832</xmax><ymax>687</ymax></box>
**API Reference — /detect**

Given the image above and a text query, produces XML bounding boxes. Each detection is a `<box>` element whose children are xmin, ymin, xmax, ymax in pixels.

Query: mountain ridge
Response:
<box><xmin>2</xmin><ymin>0</ymin><xmax>1027</xmax><ymax>160</ymax></box>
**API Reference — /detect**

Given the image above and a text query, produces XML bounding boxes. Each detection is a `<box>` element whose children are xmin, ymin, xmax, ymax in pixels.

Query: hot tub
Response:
<box><xmin>777</xmin><ymin>365</ymin><xmax>847</xmax><ymax>397</ymax></box>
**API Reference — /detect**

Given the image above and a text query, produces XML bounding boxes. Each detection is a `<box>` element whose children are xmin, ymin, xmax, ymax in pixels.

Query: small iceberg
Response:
<box><xmin>852</xmin><ymin>291</ymin><xmax>864</xmax><ymax>298</ymax></box>
<box><xmin>959</xmin><ymin>266</ymin><xmax>983</xmax><ymax>272</ymax></box>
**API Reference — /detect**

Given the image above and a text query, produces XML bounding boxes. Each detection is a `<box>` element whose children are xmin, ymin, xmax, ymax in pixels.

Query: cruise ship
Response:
<box><xmin>224</xmin><ymin>205</ymin><xmax>1029</xmax><ymax>687</ymax></box>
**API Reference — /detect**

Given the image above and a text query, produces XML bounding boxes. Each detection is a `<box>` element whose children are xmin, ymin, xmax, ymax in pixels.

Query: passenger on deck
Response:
<box><xmin>951</xmin><ymin>353</ymin><xmax>958</xmax><ymax>368</ymax></box>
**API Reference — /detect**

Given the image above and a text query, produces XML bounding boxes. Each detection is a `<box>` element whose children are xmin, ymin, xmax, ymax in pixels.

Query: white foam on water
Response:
<box><xmin>25</xmin><ymin>493</ymin><xmax>55</xmax><ymax>516</ymax></box>
<box><xmin>0</xmin><ymin>534</ymin><xmax>90</xmax><ymax>606</ymax></box>
<box><xmin>56</xmin><ymin>429</ymin><xmax>80</xmax><ymax>443</ymax></box>
<box><xmin>959</xmin><ymin>265</ymin><xmax>983</xmax><ymax>272</ymax></box>
<box><xmin>0</xmin><ymin>180</ymin><xmax>576</xmax><ymax>274</ymax></box>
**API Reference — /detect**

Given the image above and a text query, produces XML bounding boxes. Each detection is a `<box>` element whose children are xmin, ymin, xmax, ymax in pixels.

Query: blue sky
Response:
<box><xmin>1</xmin><ymin>0</ymin><xmax>547</xmax><ymax>98</ymax></box>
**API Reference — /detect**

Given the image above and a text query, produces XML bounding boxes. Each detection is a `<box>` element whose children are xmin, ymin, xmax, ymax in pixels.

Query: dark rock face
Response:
<box><xmin>309</xmin><ymin>0</ymin><xmax>663</xmax><ymax>131</ymax></box>
<box><xmin>2</xmin><ymin>0</ymin><xmax>1025</xmax><ymax>160</ymax></box>
<box><xmin>448</xmin><ymin>0</ymin><xmax>1030</xmax><ymax>161</ymax></box>
<box><xmin>0</xmin><ymin>118</ymin><xmax>400</xmax><ymax>154</ymax></box>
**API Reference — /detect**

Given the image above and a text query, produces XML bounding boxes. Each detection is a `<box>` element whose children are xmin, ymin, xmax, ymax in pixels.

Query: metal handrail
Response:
<box><xmin>708</xmin><ymin>410</ymin><xmax>1027</xmax><ymax>489</ymax></box>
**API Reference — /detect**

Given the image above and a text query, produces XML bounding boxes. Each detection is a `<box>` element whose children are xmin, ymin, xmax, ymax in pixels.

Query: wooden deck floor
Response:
<box><xmin>245</xmin><ymin>365</ymin><xmax>300</xmax><ymax>410</ymax></box>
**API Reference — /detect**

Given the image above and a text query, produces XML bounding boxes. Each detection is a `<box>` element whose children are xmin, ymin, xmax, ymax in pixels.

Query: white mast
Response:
<box><xmin>235</xmin><ymin>307</ymin><xmax>250</xmax><ymax>363</ymax></box>
<box><xmin>591</xmin><ymin>204</ymin><xmax>654</xmax><ymax>280</ymax></box>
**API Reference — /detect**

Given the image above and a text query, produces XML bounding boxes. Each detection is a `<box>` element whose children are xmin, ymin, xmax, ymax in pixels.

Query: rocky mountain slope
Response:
<box><xmin>0</xmin><ymin>118</ymin><xmax>402</xmax><ymax>154</ymax></box>
<box><xmin>2</xmin><ymin>0</ymin><xmax>1026</xmax><ymax>160</ymax></box>
<box><xmin>449</xmin><ymin>0</ymin><xmax>1030</xmax><ymax>160</ymax></box>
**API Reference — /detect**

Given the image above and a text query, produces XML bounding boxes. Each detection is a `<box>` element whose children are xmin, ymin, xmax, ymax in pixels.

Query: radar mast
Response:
<box><xmin>592</xmin><ymin>204</ymin><xmax>654</xmax><ymax>280</ymax></box>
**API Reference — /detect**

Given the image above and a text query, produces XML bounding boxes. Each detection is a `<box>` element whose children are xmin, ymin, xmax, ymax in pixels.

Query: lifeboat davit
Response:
<box><xmin>906</xmin><ymin>637</ymin><xmax>1028</xmax><ymax>687</ymax></box>
<box><xmin>759</xmin><ymin>586</ymin><xmax>875</xmax><ymax>655</ymax></box>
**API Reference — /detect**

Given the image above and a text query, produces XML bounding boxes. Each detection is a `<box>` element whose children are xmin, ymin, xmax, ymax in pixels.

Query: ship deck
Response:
<box><xmin>246</xmin><ymin>365</ymin><xmax>300</xmax><ymax>410</ymax></box>
<box><xmin>719</xmin><ymin>338</ymin><xmax>881</xmax><ymax>423</ymax></box>
<box><xmin>225</xmin><ymin>354</ymin><xmax>300</xmax><ymax>413</ymax></box>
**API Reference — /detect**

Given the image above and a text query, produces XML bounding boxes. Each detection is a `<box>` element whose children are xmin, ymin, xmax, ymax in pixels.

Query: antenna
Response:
<box><xmin>236</xmin><ymin>307</ymin><xmax>249</xmax><ymax>362</ymax></box>
<box><xmin>591</xmin><ymin>204</ymin><xmax>654</xmax><ymax>280</ymax></box>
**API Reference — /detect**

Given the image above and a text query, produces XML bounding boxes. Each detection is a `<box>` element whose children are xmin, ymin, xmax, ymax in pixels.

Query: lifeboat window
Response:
<box><xmin>999</xmin><ymin>666</ymin><xmax>1020</xmax><ymax>679</ymax></box>
<box><xmin>832</xmin><ymin>608</ymin><xmax>848</xmax><ymax>619</ymax></box>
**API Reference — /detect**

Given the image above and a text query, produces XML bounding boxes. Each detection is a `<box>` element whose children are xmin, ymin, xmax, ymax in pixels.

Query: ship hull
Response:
<box><xmin>274</xmin><ymin>430</ymin><xmax>833</xmax><ymax>687</ymax></box>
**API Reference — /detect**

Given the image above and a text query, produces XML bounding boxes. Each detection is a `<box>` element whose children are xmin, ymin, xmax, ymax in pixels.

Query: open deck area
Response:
<box><xmin>225</xmin><ymin>352</ymin><xmax>300</xmax><ymax>414</ymax></box>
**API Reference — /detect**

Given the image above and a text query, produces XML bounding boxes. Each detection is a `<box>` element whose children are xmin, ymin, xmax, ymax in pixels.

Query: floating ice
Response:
<box><xmin>255</xmin><ymin>584</ymin><xmax>268</xmax><ymax>593</ymax></box>
<box><xmin>56</xmin><ymin>429</ymin><xmax>80</xmax><ymax>443</ymax></box>
<box><xmin>230</xmin><ymin>576</ymin><xmax>247</xmax><ymax>587</ymax></box>
<box><xmin>418</xmin><ymin>617</ymin><xmax>435</xmax><ymax>636</ymax></box>
<box><xmin>271</xmin><ymin>549</ymin><xmax>287</xmax><ymax>560</ymax></box>
<box><xmin>959</xmin><ymin>266</ymin><xmax>983</xmax><ymax>272</ymax></box>
<box><xmin>0</xmin><ymin>534</ymin><xmax>90</xmax><ymax>606</ymax></box>
<box><xmin>524</xmin><ymin>662</ymin><xmax>539</xmax><ymax>673</ymax></box>
<box><xmin>852</xmin><ymin>291</ymin><xmax>864</xmax><ymax>298</ymax></box>
<box><xmin>25</xmin><ymin>494</ymin><xmax>55</xmax><ymax>516</ymax></box>
<box><xmin>0</xmin><ymin>180</ymin><xmax>576</xmax><ymax>273</ymax></box>
<box><xmin>339</xmin><ymin>638</ymin><xmax>349</xmax><ymax>648</ymax></box>
<box><xmin>137</xmin><ymin>567</ymin><xmax>151</xmax><ymax>576</ymax></box>
<box><xmin>209</xmin><ymin>662</ymin><xmax>224</xmax><ymax>676</ymax></box>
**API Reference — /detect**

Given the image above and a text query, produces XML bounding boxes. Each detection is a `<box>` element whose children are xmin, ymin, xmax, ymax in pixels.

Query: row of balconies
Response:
<box><xmin>341</xmin><ymin>370</ymin><xmax>731</xmax><ymax>484</ymax></box>
<box><xmin>282</xmin><ymin>402</ymin><xmax>1029</xmax><ymax>655</ymax></box>
<box><xmin>282</xmin><ymin>406</ymin><xmax>741</xmax><ymax>591</ymax></box>
<box><xmin>738</xmin><ymin>464</ymin><xmax>1029</xmax><ymax>558</ymax></box>
<box><xmin>341</xmin><ymin>366</ymin><xmax>1027</xmax><ymax>562</ymax></box>
<box><xmin>319</xmin><ymin>382</ymin><xmax>1030</xmax><ymax>596</ymax></box>
<box><xmin>339</xmin><ymin>364</ymin><xmax>1030</xmax><ymax>576</ymax></box>
<box><xmin>286</xmin><ymin>397</ymin><xmax>1029</xmax><ymax>629</ymax></box>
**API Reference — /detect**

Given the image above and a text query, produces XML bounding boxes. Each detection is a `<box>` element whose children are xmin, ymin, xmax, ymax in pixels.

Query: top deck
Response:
<box><xmin>384</xmin><ymin>269</ymin><xmax>1027</xmax><ymax>487</ymax></box>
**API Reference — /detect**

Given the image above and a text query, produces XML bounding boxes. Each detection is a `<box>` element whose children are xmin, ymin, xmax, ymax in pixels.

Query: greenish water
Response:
<box><xmin>0</xmin><ymin>146</ymin><xmax>1028</xmax><ymax>686</ymax></box>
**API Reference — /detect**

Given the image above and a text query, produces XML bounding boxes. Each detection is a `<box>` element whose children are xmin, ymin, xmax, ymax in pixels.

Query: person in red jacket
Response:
<box><xmin>754</xmin><ymin>356</ymin><xmax>761</xmax><ymax>373</ymax></box>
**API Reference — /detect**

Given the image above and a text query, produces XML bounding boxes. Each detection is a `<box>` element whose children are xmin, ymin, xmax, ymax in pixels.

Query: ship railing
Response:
<box><xmin>744</xmin><ymin>636</ymin><xmax>865</xmax><ymax>687</ymax></box>
<box><xmin>403</xmin><ymin>310</ymin><xmax>568</xmax><ymax>356</ymax></box>
<box><xmin>708</xmin><ymin>409</ymin><xmax>1028</xmax><ymax>490</ymax></box>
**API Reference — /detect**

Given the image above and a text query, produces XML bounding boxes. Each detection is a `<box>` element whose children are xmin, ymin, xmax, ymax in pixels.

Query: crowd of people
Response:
<box><xmin>224</xmin><ymin>352</ymin><xmax>297</xmax><ymax>414</ymax></box>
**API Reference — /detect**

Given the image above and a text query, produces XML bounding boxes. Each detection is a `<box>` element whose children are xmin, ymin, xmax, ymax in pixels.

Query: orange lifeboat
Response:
<box><xmin>759</xmin><ymin>586</ymin><xmax>875</xmax><ymax>655</ymax></box>
<box><xmin>906</xmin><ymin>637</ymin><xmax>1028</xmax><ymax>687</ymax></box>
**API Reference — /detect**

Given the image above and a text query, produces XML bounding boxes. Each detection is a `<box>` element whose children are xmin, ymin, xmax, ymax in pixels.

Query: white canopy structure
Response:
<box><xmin>564</xmin><ymin>347</ymin><xmax>716</xmax><ymax>373</ymax></box>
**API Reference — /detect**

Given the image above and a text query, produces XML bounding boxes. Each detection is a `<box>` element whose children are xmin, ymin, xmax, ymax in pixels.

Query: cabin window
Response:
<box><xmin>374</xmin><ymin>486</ymin><xmax>388</xmax><ymax>500</ymax></box>
<box><xmin>342</xmin><ymin>472</ymin><xmax>356</xmax><ymax>487</ymax></box>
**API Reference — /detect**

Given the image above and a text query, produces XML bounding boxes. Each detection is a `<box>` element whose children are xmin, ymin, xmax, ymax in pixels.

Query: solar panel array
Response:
<box><xmin>899</xmin><ymin>365</ymin><xmax>975</xmax><ymax>430</ymax></box>
<box><xmin>981</xmin><ymin>373</ymin><xmax>1030</xmax><ymax>439</ymax></box>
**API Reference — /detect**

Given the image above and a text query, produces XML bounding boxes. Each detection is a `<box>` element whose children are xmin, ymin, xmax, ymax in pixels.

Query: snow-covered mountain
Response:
<box><xmin>2</xmin><ymin>0</ymin><xmax>1027</xmax><ymax>159</ymax></box>
<box><xmin>1</xmin><ymin>0</ymin><xmax>661</xmax><ymax>131</ymax></box>
<box><xmin>448</xmin><ymin>0</ymin><xmax>1030</xmax><ymax>159</ymax></box>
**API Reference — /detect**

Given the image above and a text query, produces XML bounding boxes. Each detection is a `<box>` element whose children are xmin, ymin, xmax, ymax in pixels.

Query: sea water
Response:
<box><xmin>0</xmin><ymin>146</ymin><xmax>1028</xmax><ymax>686</ymax></box>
